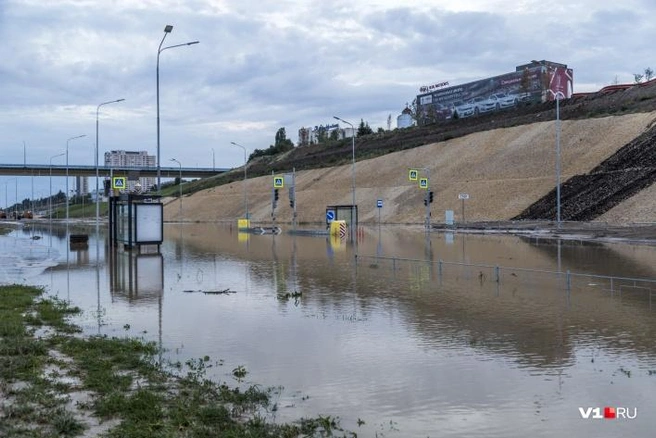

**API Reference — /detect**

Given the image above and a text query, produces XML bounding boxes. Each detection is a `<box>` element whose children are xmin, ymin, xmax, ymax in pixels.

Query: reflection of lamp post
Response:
<box><xmin>333</xmin><ymin>116</ymin><xmax>356</xmax><ymax>243</ymax></box>
<box><xmin>96</xmin><ymin>99</ymin><xmax>125</xmax><ymax>228</ymax></box>
<box><xmin>230</xmin><ymin>142</ymin><xmax>248</xmax><ymax>219</ymax></box>
<box><xmin>170</xmin><ymin>158</ymin><xmax>182</xmax><ymax>219</ymax></box>
<box><xmin>49</xmin><ymin>152</ymin><xmax>65</xmax><ymax>220</ymax></box>
<box><xmin>156</xmin><ymin>24</ymin><xmax>199</xmax><ymax>194</ymax></box>
<box><xmin>66</xmin><ymin>135</ymin><xmax>86</xmax><ymax>224</ymax></box>
<box><xmin>555</xmin><ymin>91</ymin><xmax>564</xmax><ymax>229</ymax></box>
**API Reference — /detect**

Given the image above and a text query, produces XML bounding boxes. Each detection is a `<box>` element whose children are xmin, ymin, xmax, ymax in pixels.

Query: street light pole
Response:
<box><xmin>96</xmin><ymin>99</ymin><xmax>125</xmax><ymax>228</ymax></box>
<box><xmin>4</xmin><ymin>178</ymin><xmax>16</xmax><ymax>218</ymax></box>
<box><xmin>66</xmin><ymin>135</ymin><xmax>86</xmax><ymax>225</ymax></box>
<box><xmin>333</xmin><ymin>116</ymin><xmax>356</xmax><ymax>243</ymax></box>
<box><xmin>156</xmin><ymin>24</ymin><xmax>199</xmax><ymax>194</ymax></box>
<box><xmin>230</xmin><ymin>142</ymin><xmax>248</xmax><ymax>219</ymax></box>
<box><xmin>555</xmin><ymin>92</ymin><xmax>564</xmax><ymax>229</ymax></box>
<box><xmin>170</xmin><ymin>158</ymin><xmax>182</xmax><ymax>219</ymax></box>
<box><xmin>49</xmin><ymin>153</ymin><xmax>65</xmax><ymax>220</ymax></box>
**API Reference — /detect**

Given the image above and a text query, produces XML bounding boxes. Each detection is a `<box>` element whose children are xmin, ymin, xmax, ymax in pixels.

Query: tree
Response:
<box><xmin>409</xmin><ymin>99</ymin><xmax>419</xmax><ymax>121</ymax></box>
<box><xmin>274</xmin><ymin>127</ymin><xmax>294</xmax><ymax>149</ymax></box>
<box><xmin>634</xmin><ymin>73</ymin><xmax>644</xmax><ymax>84</ymax></box>
<box><xmin>357</xmin><ymin>119</ymin><xmax>373</xmax><ymax>136</ymax></box>
<box><xmin>645</xmin><ymin>67</ymin><xmax>654</xmax><ymax>82</ymax></box>
<box><xmin>316</xmin><ymin>127</ymin><xmax>328</xmax><ymax>144</ymax></box>
<box><xmin>273</xmin><ymin>127</ymin><xmax>294</xmax><ymax>152</ymax></box>
<box><xmin>329</xmin><ymin>129</ymin><xmax>340</xmax><ymax>142</ymax></box>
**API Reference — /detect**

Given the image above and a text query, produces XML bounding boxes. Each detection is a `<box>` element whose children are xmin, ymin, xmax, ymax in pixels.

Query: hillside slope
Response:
<box><xmin>514</xmin><ymin>120</ymin><xmax>656</xmax><ymax>221</ymax></box>
<box><xmin>166</xmin><ymin>112</ymin><xmax>656</xmax><ymax>225</ymax></box>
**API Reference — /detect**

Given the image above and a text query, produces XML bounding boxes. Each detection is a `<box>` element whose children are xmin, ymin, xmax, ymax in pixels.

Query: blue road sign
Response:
<box><xmin>377</xmin><ymin>199</ymin><xmax>383</xmax><ymax>208</ymax></box>
<box><xmin>326</xmin><ymin>209</ymin><xmax>336</xmax><ymax>223</ymax></box>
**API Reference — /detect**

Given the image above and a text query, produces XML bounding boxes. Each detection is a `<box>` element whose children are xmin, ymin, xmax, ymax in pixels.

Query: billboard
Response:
<box><xmin>416</xmin><ymin>61</ymin><xmax>573</xmax><ymax>125</ymax></box>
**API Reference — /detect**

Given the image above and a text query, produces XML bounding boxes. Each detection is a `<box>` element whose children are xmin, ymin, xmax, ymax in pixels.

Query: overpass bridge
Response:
<box><xmin>0</xmin><ymin>163</ymin><xmax>230</xmax><ymax>178</ymax></box>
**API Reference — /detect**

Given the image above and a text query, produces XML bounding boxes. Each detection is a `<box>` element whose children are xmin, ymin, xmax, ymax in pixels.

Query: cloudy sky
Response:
<box><xmin>1</xmin><ymin>0</ymin><xmax>655</xmax><ymax>202</ymax></box>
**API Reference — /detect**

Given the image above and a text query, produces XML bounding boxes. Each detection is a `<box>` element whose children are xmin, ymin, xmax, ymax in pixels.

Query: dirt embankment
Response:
<box><xmin>515</xmin><ymin>119</ymin><xmax>656</xmax><ymax>221</ymax></box>
<box><xmin>167</xmin><ymin>112</ymin><xmax>656</xmax><ymax>226</ymax></box>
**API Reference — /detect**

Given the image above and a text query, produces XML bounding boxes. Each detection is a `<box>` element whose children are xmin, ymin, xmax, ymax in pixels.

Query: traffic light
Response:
<box><xmin>429</xmin><ymin>191</ymin><xmax>434</xmax><ymax>203</ymax></box>
<box><xmin>274</xmin><ymin>189</ymin><xmax>279</xmax><ymax>201</ymax></box>
<box><xmin>290</xmin><ymin>199</ymin><xmax>295</xmax><ymax>208</ymax></box>
<box><xmin>423</xmin><ymin>199</ymin><xmax>428</xmax><ymax>206</ymax></box>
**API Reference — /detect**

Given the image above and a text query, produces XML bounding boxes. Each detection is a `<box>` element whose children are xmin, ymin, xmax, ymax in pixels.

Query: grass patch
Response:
<box><xmin>1</xmin><ymin>285</ymin><xmax>356</xmax><ymax>437</ymax></box>
<box><xmin>25</xmin><ymin>296</ymin><xmax>82</xmax><ymax>334</ymax></box>
<box><xmin>52</xmin><ymin>407</ymin><xmax>86</xmax><ymax>436</ymax></box>
<box><xmin>0</xmin><ymin>285</ymin><xmax>48</xmax><ymax>381</ymax></box>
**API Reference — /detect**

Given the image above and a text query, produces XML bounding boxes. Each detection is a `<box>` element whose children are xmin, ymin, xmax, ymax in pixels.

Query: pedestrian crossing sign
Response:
<box><xmin>419</xmin><ymin>178</ymin><xmax>428</xmax><ymax>189</ymax></box>
<box><xmin>273</xmin><ymin>176</ymin><xmax>284</xmax><ymax>188</ymax></box>
<box><xmin>112</xmin><ymin>177</ymin><xmax>126</xmax><ymax>189</ymax></box>
<box><xmin>408</xmin><ymin>169</ymin><xmax>418</xmax><ymax>181</ymax></box>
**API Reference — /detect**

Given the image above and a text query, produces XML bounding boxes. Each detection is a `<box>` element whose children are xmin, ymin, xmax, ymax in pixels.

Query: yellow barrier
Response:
<box><xmin>237</xmin><ymin>218</ymin><xmax>250</xmax><ymax>230</ymax></box>
<box><xmin>329</xmin><ymin>220</ymin><xmax>347</xmax><ymax>238</ymax></box>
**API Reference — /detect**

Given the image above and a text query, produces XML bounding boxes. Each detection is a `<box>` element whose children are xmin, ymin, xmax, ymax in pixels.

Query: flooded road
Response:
<box><xmin>3</xmin><ymin>222</ymin><xmax>656</xmax><ymax>437</ymax></box>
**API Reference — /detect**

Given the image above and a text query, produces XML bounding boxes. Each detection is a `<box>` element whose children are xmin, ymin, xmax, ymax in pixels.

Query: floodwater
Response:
<box><xmin>3</xmin><ymin>222</ymin><xmax>656</xmax><ymax>437</ymax></box>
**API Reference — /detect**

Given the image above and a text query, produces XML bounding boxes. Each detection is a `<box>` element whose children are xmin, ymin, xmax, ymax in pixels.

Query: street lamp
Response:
<box><xmin>49</xmin><ymin>152</ymin><xmax>65</xmax><ymax>220</ymax></box>
<box><xmin>156</xmin><ymin>24</ymin><xmax>199</xmax><ymax>194</ymax></box>
<box><xmin>230</xmin><ymin>142</ymin><xmax>248</xmax><ymax>219</ymax></box>
<box><xmin>555</xmin><ymin>91</ymin><xmax>564</xmax><ymax>229</ymax></box>
<box><xmin>96</xmin><ymin>98</ymin><xmax>125</xmax><ymax>228</ymax></box>
<box><xmin>4</xmin><ymin>178</ymin><xmax>17</xmax><ymax>218</ymax></box>
<box><xmin>333</xmin><ymin>116</ymin><xmax>356</xmax><ymax>243</ymax></box>
<box><xmin>4</xmin><ymin>180</ymin><xmax>9</xmax><ymax>216</ymax></box>
<box><xmin>170</xmin><ymin>158</ymin><xmax>182</xmax><ymax>219</ymax></box>
<box><xmin>66</xmin><ymin>135</ymin><xmax>86</xmax><ymax>224</ymax></box>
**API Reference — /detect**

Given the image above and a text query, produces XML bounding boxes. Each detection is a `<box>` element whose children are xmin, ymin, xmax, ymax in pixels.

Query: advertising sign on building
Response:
<box><xmin>415</xmin><ymin>60</ymin><xmax>574</xmax><ymax>126</ymax></box>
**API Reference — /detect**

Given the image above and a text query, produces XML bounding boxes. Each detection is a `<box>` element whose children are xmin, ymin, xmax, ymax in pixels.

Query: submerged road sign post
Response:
<box><xmin>409</xmin><ymin>167</ymin><xmax>431</xmax><ymax>231</ymax></box>
<box><xmin>458</xmin><ymin>193</ymin><xmax>469</xmax><ymax>224</ymax></box>
<box><xmin>326</xmin><ymin>208</ymin><xmax>336</xmax><ymax>225</ymax></box>
<box><xmin>376</xmin><ymin>199</ymin><xmax>383</xmax><ymax>226</ymax></box>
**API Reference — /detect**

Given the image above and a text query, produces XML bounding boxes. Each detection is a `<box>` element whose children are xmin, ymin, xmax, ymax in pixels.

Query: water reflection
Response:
<box><xmin>5</xmin><ymin>223</ymin><xmax>655</xmax><ymax>437</ymax></box>
<box><xmin>109</xmin><ymin>251</ymin><xmax>164</xmax><ymax>303</ymax></box>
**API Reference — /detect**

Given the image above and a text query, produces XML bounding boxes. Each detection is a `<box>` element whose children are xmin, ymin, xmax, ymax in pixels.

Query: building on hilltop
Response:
<box><xmin>397</xmin><ymin>105</ymin><xmax>415</xmax><ymax>128</ymax></box>
<box><xmin>297</xmin><ymin>123</ymin><xmax>355</xmax><ymax>146</ymax></box>
<box><xmin>416</xmin><ymin>60</ymin><xmax>574</xmax><ymax>126</ymax></box>
<box><xmin>104</xmin><ymin>150</ymin><xmax>156</xmax><ymax>192</ymax></box>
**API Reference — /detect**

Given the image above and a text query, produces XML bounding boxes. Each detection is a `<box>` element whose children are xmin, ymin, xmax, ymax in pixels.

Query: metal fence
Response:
<box><xmin>356</xmin><ymin>254</ymin><xmax>656</xmax><ymax>308</ymax></box>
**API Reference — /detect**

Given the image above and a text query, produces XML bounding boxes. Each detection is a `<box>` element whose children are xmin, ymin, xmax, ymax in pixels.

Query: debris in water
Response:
<box><xmin>183</xmin><ymin>288</ymin><xmax>236</xmax><ymax>295</ymax></box>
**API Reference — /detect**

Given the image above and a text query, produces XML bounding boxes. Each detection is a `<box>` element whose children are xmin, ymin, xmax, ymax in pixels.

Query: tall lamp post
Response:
<box><xmin>49</xmin><ymin>152</ymin><xmax>65</xmax><ymax>220</ymax></box>
<box><xmin>170</xmin><ymin>158</ymin><xmax>183</xmax><ymax>219</ymax></box>
<box><xmin>4</xmin><ymin>178</ymin><xmax>17</xmax><ymax>218</ymax></box>
<box><xmin>230</xmin><ymin>142</ymin><xmax>248</xmax><ymax>219</ymax></box>
<box><xmin>4</xmin><ymin>180</ymin><xmax>8</xmax><ymax>217</ymax></box>
<box><xmin>66</xmin><ymin>135</ymin><xmax>86</xmax><ymax>225</ymax></box>
<box><xmin>156</xmin><ymin>24</ymin><xmax>199</xmax><ymax>194</ymax></box>
<box><xmin>96</xmin><ymin>99</ymin><xmax>125</xmax><ymax>228</ymax></box>
<box><xmin>555</xmin><ymin>91</ymin><xmax>564</xmax><ymax>229</ymax></box>
<box><xmin>333</xmin><ymin>116</ymin><xmax>356</xmax><ymax>243</ymax></box>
